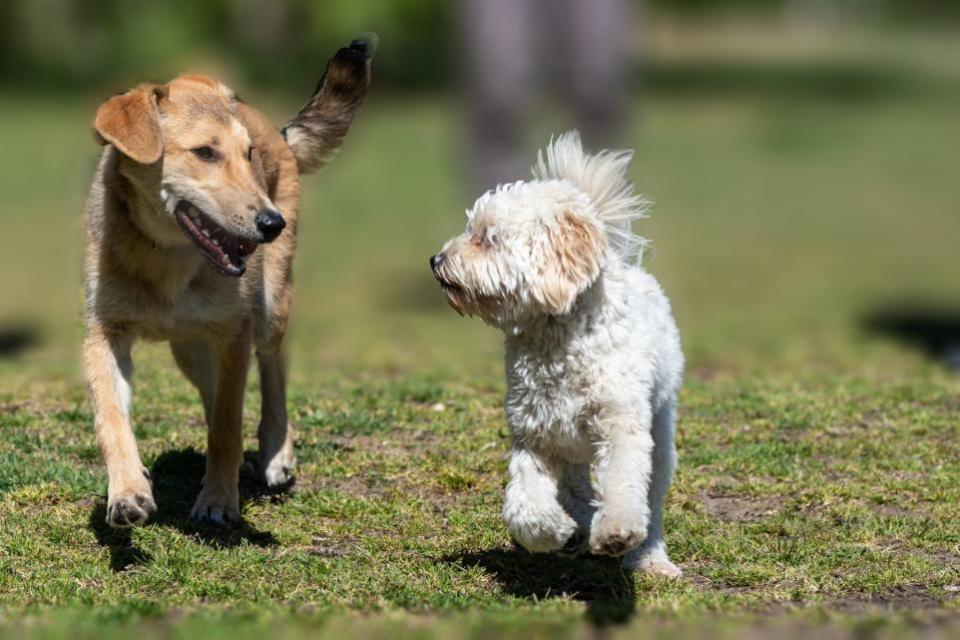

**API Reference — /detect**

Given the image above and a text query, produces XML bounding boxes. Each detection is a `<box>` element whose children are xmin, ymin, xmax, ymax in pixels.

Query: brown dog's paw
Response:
<box><xmin>336</xmin><ymin>33</ymin><xmax>379</xmax><ymax>63</ymax></box>
<box><xmin>261</xmin><ymin>447</ymin><xmax>296</xmax><ymax>489</ymax></box>
<box><xmin>190</xmin><ymin>486</ymin><xmax>240</xmax><ymax>525</ymax></box>
<box><xmin>262</xmin><ymin>460</ymin><xmax>294</xmax><ymax>489</ymax></box>
<box><xmin>106</xmin><ymin>490</ymin><xmax>156</xmax><ymax>528</ymax></box>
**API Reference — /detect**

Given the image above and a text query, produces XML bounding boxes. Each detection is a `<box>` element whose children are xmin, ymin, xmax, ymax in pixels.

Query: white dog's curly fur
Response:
<box><xmin>431</xmin><ymin>131</ymin><xmax>683</xmax><ymax>576</ymax></box>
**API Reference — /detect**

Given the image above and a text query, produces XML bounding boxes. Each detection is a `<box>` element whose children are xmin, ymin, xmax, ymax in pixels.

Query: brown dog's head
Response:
<box><xmin>94</xmin><ymin>75</ymin><xmax>284</xmax><ymax>276</ymax></box>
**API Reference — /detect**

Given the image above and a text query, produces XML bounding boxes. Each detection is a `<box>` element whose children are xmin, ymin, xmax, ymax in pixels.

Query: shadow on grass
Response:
<box><xmin>863</xmin><ymin>305</ymin><xmax>960</xmax><ymax>370</ymax></box>
<box><xmin>89</xmin><ymin>448</ymin><xmax>287</xmax><ymax>571</ymax></box>
<box><xmin>87</xmin><ymin>514</ymin><xmax>153</xmax><ymax>573</ymax></box>
<box><xmin>445</xmin><ymin>547</ymin><xmax>635</xmax><ymax>626</ymax></box>
<box><xmin>0</xmin><ymin>323</ymin><xmax>40</xmax><ymax>358</ymax></box>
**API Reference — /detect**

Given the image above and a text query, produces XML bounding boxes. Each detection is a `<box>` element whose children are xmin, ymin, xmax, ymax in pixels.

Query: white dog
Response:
<box><xmin>431</xmin><ymin>132</ymin><xmax>683</xmax><ymax>576</ymax></box>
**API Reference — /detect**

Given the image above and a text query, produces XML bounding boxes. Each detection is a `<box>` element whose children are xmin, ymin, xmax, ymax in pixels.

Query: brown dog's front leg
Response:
<box><xmin>85</xmin><ymin>327</ymin><xmax>155</xmax><ymax>528</ymax></box>
<box><xmin>190</xmin><ymin>321</ymin><xmax>251</xmax><ymax>525</ymax></box>
<box><xmin>257</xmin><ymin>349</ymin><xmax>295</xmax><ymax>488</ymax></box>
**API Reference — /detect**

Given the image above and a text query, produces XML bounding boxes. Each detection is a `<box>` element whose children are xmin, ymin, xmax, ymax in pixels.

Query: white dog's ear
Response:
<box><xmin>94</xmin><ymin>84</ymin><xmax>165</xmax><ymax>165</ymax></box>
<box><xmin>535</xmin><ymin>211</ymin><xmax>606</xmax><ymax>314</ymax></box>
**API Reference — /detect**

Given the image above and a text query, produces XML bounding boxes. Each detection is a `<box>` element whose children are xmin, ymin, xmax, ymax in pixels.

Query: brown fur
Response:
<box><xmin>84</xmin><ymin>41</ymin><xmax>373</xmax><ymax>528</ymax></box>
<box><xmin>537</xmin><ymin>212</ymin><xmax>605</xmax><ymax>314</ymax></box>
<box><xmin>94</xmin><ymin>84</ymin><xmax>166</xmax><ymax>164</ymax></box>
<box><xmin>282</xmin><ymin>37</ymin><xmax>375</xmax><ymax>173</ymax></box>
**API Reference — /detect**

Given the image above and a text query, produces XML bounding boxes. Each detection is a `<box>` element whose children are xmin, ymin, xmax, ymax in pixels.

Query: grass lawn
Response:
<box><xmin>0</xmin><ymin>59</ymin><xmax>958</xmax><ymax>638</ymax></box>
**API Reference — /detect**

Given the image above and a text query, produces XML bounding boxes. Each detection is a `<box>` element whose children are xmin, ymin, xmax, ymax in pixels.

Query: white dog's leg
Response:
<box><xmin>624</xmin><ymin>403</ymin><xmax>681</xmax><ymax>577</ymax></box>
<box><xmin>589</xmin><ymin>410</ymin><xmax>654</xmax><ymax>557</ymax></box>
<box><xmin>503</xmin><ymin>447</ymin><xmax>578</xmax><ymax>552</ymax></box>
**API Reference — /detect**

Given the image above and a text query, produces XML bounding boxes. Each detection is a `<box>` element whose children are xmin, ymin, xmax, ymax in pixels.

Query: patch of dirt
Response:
<box><xmin>293</xmin><ymin>427</ymin><xmax>498</xmax><ymax>512</ymax></box>
<box><xmin>881</xmin><ymin>542</ymin><xmax>960</xmax><ymax>568</ymax></box>
<box><xmin>292</xmin><ymin>471</ymin><xmax>380</xmax><ymax>500</ymax></box>
<box><xmin>323</xmin><ymin>471</ymin><xmax>475</xmax><ymax>513</ymax></box>
<box><xmin>0</xmin><ymin>399</ymin><xmax>75</xmax><ymax>420</ymax></box>
<box><xmin>0</xmin><ymin>401</ymin><xmax>28</xmax><ymax>414</ymax></box>
<box><xmin>74</xmin><ymin>496</ymin><xmax>99</xmax><ymax>509</ymax></box>
<box><xmin>928</xmin><ymin>549</ymin><xmax>960</xmax><ymax>568</ymax></box>
<box><xmin>686</xmin><ymin>572</ymin><xmax>959</xmax><ymax>619</ymax></box>
<box><xmin>869</xmin><ymin>502</ymin><xmax>928</xmax><ymax>519</ymax></box>
<box><xmin>830</xmin><ymin>584</ymin><xmax>953</xmax><ymax>613</ymax></box>
<box><xmin>273</xmin><ymin>532</ymin><xmax>359</xmax><ymax>559</ymax></box>
<box><xmin>337</xmin><ymin>474</ymin><xmax>379</xmax><ymax>499</ymax></box>
<box><xmin>281</xmin><ymin>544</ymin><xmax>351</xmax><ymax>558</ymax></box>
<box><xmin>328</xmin><ymin>429</ymin><xmax>444</xmax><ymax>459</ymax></box>
<box><xmin>294</xmin><ymin>461</ymin><xmax>483</xmax><ymax>515</ymax></box>
<box><xmin>701</xmin><ymin>492</ymin><xmax>786</xmax><ymax>522</ymax></box>
<box><xmin>682</xmin><ymin>572</ymin><xmax>713</xmax><ymax>590</ymax></box>
<box><xmin>855</xmin><ymin>410</ymin><xmax>886</xmax><ymax>430</ymax></box>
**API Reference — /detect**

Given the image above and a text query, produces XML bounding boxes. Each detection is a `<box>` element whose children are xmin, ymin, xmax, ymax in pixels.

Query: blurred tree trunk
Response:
<box><xmin>229</xmin><ymin>0</ymin><xmax>293</xmax><ymax>58</ymax></box>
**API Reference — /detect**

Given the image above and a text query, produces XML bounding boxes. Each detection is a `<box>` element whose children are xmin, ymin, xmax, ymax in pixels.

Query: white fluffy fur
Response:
<box><xmin>433</xmin><ymin>131</ymin><xmax>684</xmax><ymax>576</ymax></box>
<box><xmin>533</xmin><ymin>131</ymin><xmax>651</xmax><ymax>262</ymax></box>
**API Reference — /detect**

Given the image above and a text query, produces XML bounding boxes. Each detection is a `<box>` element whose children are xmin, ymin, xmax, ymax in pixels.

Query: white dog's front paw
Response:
<box><xmin>589</xmin><ymin>509</ymin><xmax>647</xmax><ymax>557</ymax></box>
<box><xmin>624</xmin><ymin>542</ymin><xmax>682</xmax><ymax>578</ymax></box>
<box><xmin>504</xmin><ymin>503</ymin><xmax>578</xmax><ymax>553</ymax></box>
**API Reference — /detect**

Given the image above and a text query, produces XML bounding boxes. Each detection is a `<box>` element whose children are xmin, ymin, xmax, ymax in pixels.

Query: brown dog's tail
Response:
<box><xmin>282</xmin><ymin>34</ymin><xmax>376</xmax><ymax>174</ymax></box>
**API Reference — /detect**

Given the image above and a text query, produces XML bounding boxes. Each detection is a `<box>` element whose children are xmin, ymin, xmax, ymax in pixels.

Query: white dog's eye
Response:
<box><xmin>486</xmin><ymin>227</ymin><xmax>498</xmax><ymax>244</ymax></box>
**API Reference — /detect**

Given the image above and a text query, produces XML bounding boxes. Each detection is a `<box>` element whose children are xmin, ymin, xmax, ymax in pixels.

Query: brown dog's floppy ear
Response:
<box><xmin>535</xmin><ymin>211</ymin><xmax>606</xmax><ymax>315</ymax></box>
<box><xmin>93</xmin><ymin>84</ymin><xmax>165</xmax><ymax>165</ymax></box>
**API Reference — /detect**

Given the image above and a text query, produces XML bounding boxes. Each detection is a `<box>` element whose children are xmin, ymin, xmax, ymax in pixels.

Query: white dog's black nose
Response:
<box><xmin>430</xmin><ymin>254</ymin><xmax>444</xmax><ymax>271</ymax></box>
<box><xmin>256</xmin><ymin>209</ymin><xmax>286</xmax><ymax>242</ymax></box>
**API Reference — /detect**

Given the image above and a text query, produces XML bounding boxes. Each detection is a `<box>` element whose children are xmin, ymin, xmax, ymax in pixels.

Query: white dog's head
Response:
<box><xmin>431</xmin><ymin>131</ymin><xmax>649</xmax><ymax>328</ymax></box>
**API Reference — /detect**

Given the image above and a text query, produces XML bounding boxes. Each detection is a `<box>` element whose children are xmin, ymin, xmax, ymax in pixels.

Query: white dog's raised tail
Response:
<box><xmin>533</xmin><ymin>130</ymin><xmax>650</xmax><ymax>261</ymax></box>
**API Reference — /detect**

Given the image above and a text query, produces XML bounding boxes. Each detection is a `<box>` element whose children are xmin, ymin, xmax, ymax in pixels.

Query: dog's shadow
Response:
<box><xmin>88</xmin><ymin>448</ymin><xmax>285</xmax><ymax>572</ymax></box>
<box><xmin>444</xmin><ymin>547</ymin><xmax>636</xmax><ymax>625</ymax></box>
<box><xmin>862</xmin><ymin>305</ymin><xmax>960</xmax><ymax>370</ymax></box>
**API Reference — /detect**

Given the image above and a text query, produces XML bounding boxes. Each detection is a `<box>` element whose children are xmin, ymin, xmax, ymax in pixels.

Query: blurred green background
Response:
<box><xmin>0</xmin><ymin>0</ymin><xmax>957</xmax><ymax>379</ymax></box>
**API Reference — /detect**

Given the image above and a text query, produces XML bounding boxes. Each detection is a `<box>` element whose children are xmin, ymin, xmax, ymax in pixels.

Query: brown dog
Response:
<box><xmin>84</xmin><ymin>38</ymin><xmax>374</xmax><ymax>528</ymax></box>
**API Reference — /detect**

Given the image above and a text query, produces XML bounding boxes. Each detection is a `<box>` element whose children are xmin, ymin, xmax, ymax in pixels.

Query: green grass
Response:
<box><xmin>0</xmin><ymin>58</ymin><xmax>959</xmax><ymax>638</ymax></box>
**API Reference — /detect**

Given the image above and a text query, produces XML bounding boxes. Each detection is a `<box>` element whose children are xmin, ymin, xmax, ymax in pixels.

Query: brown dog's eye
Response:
<box><xmin>247</xmin><ymin>146</ymin><xmax>254</xmax><ymax>162</ymax></box>
<box><xmin>192</xmin><ymin>146</ymin><xmax>216</xmax><ymax>161</ymax></box>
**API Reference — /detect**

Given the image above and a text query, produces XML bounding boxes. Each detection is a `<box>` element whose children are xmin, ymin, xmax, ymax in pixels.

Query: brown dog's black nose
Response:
<box><xmin>430</xmin><ymin>254</ymin><xmax>444</xmax><ymax>271</ymax></box>
<box><xmin>256</xmin><ymin>210</ymin><xmax>286</xmax><ymax>242</ymax></box>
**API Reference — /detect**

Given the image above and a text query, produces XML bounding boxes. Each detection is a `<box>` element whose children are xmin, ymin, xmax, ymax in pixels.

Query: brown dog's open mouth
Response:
<box><xmin>174</xmin><ymin>201</ymin><xmax>257</xmax><ymax>277</ymax></box>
